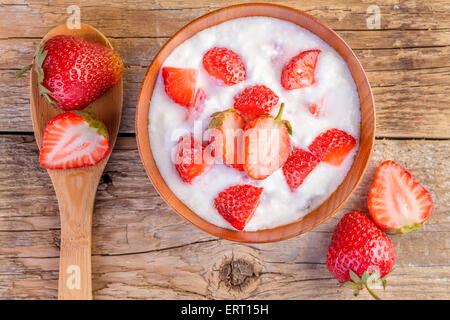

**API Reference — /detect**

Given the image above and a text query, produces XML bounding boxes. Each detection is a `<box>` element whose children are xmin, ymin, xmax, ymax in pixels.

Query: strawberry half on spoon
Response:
<box><xmin>368</xmin><ymin>160</ymin><xmax>433</xmax><ymax>233</ymax></box>
<box><xmin>18</xmin><ymin>34</ymin><xmax>123</xmax><ymax>111</ymax></box>
<box><xmin>39</xmin><ymin>109</ymin><xmax>110</xmax><ymax>169</ymax></box>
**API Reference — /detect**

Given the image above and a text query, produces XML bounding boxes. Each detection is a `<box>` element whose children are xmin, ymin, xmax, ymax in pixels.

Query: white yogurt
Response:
<box><xmin>148</xmin><ymin>17</ymin><xmax>360</xmax><ymax>231</ymax></box>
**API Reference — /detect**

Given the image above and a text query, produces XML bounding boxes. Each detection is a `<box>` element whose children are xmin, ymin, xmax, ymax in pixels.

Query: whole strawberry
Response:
<box><xmin>326</xmin><ymin>211</ymin><xmax>396</xmax><ymax>299</ymax></box>
<box><xmin>34</xmin><ymin>35</ymin><xmax>123</xmax><ymax>111</ymax></box>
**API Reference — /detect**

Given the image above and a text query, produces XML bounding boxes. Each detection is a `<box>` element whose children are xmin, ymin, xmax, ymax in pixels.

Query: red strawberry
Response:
<box><xmin>32</xmin><ymin>35</ymin><xmax>123</xmax><ymax>111</ymax></box>
<box><xmin>326</xmin><ymin>211</ymin><xmax>396</xmax><ymax>299</ymax></box>
<box><xmin>233</xmin><ymin>85</ymin><xmax>279</xmax><ymax>120</ymax></box>
<box><xmin>208</xmin><ymin>109</ymin><xmax>246</xmax><ymax>171</ymax></box>
<box><xmin>282</xmin><ymin>148</ymin><xmax>320</xmax><ymax>191</ymax></box>
<box><xmin>39</xmin><ymin>109</ymin><xmax>110</xmax><ymax>169</ymax></box>
<box><xmin>203</xmin><ymin>47</ymin><xmax>246</xmax><ymax>86</ymax></box>
<box><xmin>162</xmin><ymin>67</ymin><xmax>200</xmax><ymax>108</ymax></box>
<box><xmin>308</xmin><ymin>128</ymin><xmax>356</xmax><ymax>166</ymax></box>
<box><xmin>173</xmin><ymin>134</ymin><xmax>212</xmax><ymax>183</ymax></box>
<box><xmin>281</xmin><ymin>49</ymin><xmax>321</xmax><ymax>90</ymax></box>
<box><xmin>368</xmin><ymin>161</ymin><xmax>433</xmax><ymax>233</ymax></box>
<box><xmin>214</xmin><ymin>184</ymin><xmax>263</xmax><ymax>230</ymax></box>
<box><xmin>244</xmin><ymin>103</ymin><xmax>291</xmax><ymax>180</ymax></box>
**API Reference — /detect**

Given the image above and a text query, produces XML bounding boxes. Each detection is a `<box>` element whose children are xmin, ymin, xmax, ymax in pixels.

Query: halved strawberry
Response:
<box><xmin>233</xmin><ymin>85</ymin><xmax>279</xmax><ymax>121</ymax></box>
<box><xmin>282</xmin><ymin>148</ymin><xmax>320</xmax><ymax>192</ymax></box>
<box><xmin>214</xmin><ymin>184</ymin><xmax>263</xmax><ymax>230</ymax></box>
<box><xmin>173</xmin><ymin>134</ymin><xmax>212</xmax><ymax>183</ymax></box>
<box><xmin>207</xmin><ymin>109</ymin><xmax>246</xmax><ymax>171</ymax></box>
<box><xmin>244</xmin><ymin>103</ymin><xmax>291</xmax><ymax>180</ymax></box>
<box><xmin>368</xmin><ymin>160</ymin><xmax>433</xmax><ymax>233</ymax></box>
<box><xmin>162</xmin><ymin>67</ymin><xmax>198</xmax><ymax>107</ymax></box>
<box><xmin>281</xmin><ymin>49</ymin><xmax>321</xmax><ymax>90</ymax></box>
<box><xmin>39</xmin><ymin>109</ymin><xmax>110</xmax><ymax>169</ymax></box>
<box><xmin>202</xmin><ymin>47</ymin><xmax>246</xmax><ymax>86</ymax></box>
<box><xmin>308</xmin><ymin>128</ymin><xmax>356</xmax><ymax>166</ymax></box>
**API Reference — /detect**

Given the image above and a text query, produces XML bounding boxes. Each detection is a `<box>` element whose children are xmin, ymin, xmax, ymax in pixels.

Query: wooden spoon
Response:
<box><xmin>30</xmin><ymin>23</ymin><xmax>123</xmax><ymax>299</ymax></box>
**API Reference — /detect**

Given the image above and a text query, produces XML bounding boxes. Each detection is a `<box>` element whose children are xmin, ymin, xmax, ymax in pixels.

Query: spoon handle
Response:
<box><xmin>50</xmin><ymin>170</ymin><xmax>99</xmax><ymax>300</ymax></box>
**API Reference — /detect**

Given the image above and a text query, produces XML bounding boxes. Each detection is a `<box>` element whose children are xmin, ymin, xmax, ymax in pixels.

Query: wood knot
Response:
<box><xmin>220</xmin><ymin>259</ymin><xmax>258</xmax><ymax>290</ymax></box>
<box><xmin>206</xmin><ymin>245</ymin><xmax>263</xmax><ymax>299</ymax></box>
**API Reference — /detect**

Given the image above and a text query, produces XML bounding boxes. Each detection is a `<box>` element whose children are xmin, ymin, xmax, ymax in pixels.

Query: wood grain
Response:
<box><xmin>0</xmin><ymin>1</ymin><xmax>449</xmax><ymax>138</ymax></box>
<box><xmin>0</xmin><ymin>0</ymin><xmax>449</xmax><ymax>300</ymax></box>
<box><xmin>0</xmin><ymin>136</ymin><xmax>448</xmax><ymax>299</ymax></box>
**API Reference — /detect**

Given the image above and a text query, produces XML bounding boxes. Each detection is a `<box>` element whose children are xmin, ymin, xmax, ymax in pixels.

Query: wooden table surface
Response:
<box><xmin>0</xmin><ymin>0</ymin><xmax>449</xmax><ymax>300</ymax></box>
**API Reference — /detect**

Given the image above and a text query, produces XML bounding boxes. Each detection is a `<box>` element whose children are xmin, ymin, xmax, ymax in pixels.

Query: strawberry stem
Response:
<box><xmin>275</xmin><ymin>103</ymin><xmax>285</xmax><ymax>121</ymax></box>
<box><xmin>365</xmin><ymin>285</ymin><xmax>382</xmax><ymax>300</ymax></box>
<box><xmin>16</xmin><ymin>64</ymin><xmax>32</xmax><ymax>78</ymax></box>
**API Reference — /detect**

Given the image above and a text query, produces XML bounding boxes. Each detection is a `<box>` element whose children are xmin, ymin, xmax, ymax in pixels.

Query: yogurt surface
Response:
<box><xmin>148</xmin><ymin>17</ymin><xmax>361</xmax><ymax>231</ymax></box>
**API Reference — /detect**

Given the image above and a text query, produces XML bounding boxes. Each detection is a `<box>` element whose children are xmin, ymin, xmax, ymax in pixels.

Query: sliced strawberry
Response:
<box><xmin>39</xmin><ymin>109</ymin><xmax>110</xmax><ymax>169</ymax></box>
<box><xmin>368</xmin><ymin>161</ymin><xmax>433</xmax><ymax>233</ymax></box>
<box><xmin>308</xmin><ymin>96</ymin><xmax>326</xmax><ymax>117</ymax></box>
<box><xmin>281</xmin><ymin>49</ymin><xmax>321</xmax><ymax>90</ymax></box>
<box><xmin>233</xmin><ymin>85</ymin><xmax>279</xmax><ymax>120</ymax></box>
<box><xmin>308</xmin><ymin>128</ymin><xmax>356</xmax><ymax>166</ymax></box>
<box><xmin>186</xmin><ymin>88</ymin><xmax>207</xmax><ymax>122</ymax></box>
<box><xmin>214</xmin><ymin>184</ymin><xmax>263</xmax><ymax>230</ymax></box>
<box><xmin>282</xmin><ymin>148</ymin><xmax>320</xmax><ymax>191</ymax></box>
<box><xmin>173</xmin><ymin>134</ymin><xmax>212</xmax><ymax>183</ymax></box>
<box><xmin>162</xmin><ymin>67</ymin><xmax>198</xmax><ymax>107</ymax></box>
<box><xmin>203</xmin><ymin>47</ymin><xmax>246</xmax><ymax>86</ymax></box>
<box><xmin>244</xmin><ymin>103</ymin><xmax>291</xmax><ymax>180</ymax></box>
<box><xmin>208</xmin><ymin>109</ymin><xmax>246</xmax><ymax>171</ymax></box>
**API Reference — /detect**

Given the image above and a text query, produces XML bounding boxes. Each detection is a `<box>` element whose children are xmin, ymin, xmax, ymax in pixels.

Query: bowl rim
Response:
<box><xmin>135</xmin><ymin>3</ymin><xmax>375</xmax><ymax>243</ymax></box>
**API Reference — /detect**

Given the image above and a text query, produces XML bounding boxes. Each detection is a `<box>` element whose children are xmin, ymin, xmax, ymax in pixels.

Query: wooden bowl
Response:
<box><xmin>135</xmin><ymin>3</ymin><xmax>375</xmax><ymax>243</ymax></box>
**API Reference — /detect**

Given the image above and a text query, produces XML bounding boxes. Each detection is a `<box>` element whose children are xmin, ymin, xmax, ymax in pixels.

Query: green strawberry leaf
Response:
<box><xmin>397</xmin><ymin>222</ymin><xmax>423</xmax><ymax>234</ymax></box>
<box><xmin>349</xmin><ymin>269</ymin><xmax>361</xmax><ymax>284</ymax></box>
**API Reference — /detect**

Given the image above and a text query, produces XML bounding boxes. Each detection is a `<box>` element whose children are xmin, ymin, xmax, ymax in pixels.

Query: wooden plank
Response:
<box><xmin>0</xmin><ymin>135</ymin><xmax>448</xmax><ymax>299</ymax></box>
<box><xmin>2</xmin><ymin>64</ymin><xmax>449</xmax><ymax>138</ymax></box>
<box><xmin>2</xmin><ymin>38</ymin><xmax>449</xmax><ymax>71</ymax></box>
<box><xmin>0</xmin><ymin>1</ymin><xmax>449</xmax><ymax>137</ymax></box>
<box><xmin>1</xmin><ymin>0</ymin><xmax>449</xmax><ymax>39</ymax></box>
<box><xmin>0</xmin><ymin>39</ymin><xmax>450</xmax><ymax>138</ymax></box>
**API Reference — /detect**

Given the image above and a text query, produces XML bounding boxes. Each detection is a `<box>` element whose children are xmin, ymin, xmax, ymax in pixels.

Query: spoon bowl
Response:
<box><xmin>30</xmin><ymin>23</ymin><xmax>123</xmax><ymax>299</ymax></box>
